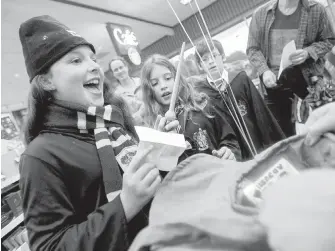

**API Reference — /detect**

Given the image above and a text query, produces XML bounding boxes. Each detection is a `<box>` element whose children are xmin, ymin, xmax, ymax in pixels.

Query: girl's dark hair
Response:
<box><xmin>23</xmin><ymin>75</ymin><xmax>53</xmax><ymax>145</ymax></box>
<box><xmin>103</xmin><ymin>81</ymin><xmax>139</xmax><ymax>141</ymax></box>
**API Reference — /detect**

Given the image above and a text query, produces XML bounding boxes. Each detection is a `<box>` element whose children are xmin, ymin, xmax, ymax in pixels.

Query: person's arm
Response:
<box><xmin>212</xmin><ymin>107</ymin><xmax>242</xmax><ymax>161</ymax></box>
<box><xmin>246</xmin><ymin>11</ymin><xmax>270</xmax><ymax>76</ymax></box>
<box><xmin>20</xmin><ymin>155</ymin><xmax>129</xmax><ymax>251</ymax></box>
<box><xmin>304</xmin><ymin>7</ymin><xmax>335</xmax><ymax>61</ymax></box>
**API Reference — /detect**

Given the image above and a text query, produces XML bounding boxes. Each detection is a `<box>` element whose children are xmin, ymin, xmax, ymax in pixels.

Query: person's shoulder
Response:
<box><xmin>230</xmin><ymin>71</ymin><xmax>249</xmax><ymax>83</ymax></box>
<box><xmin>24</xmin><ymin>133</ymin><xmax>52</xmax><ymax>154</ymax></box>
<box><xmin>25</xmin><ymin>132</ymin><xmax>68</xmax><ymax>149</ymax></box>
<box><xmin>20</xmin><ymin>134</ymin><xmax>64</xmax><ymax>176</ymax></box>
<box><xmin>23</xmin><ymin>133</ymin><xmax>81</xmax><ymax>166</ymax></box>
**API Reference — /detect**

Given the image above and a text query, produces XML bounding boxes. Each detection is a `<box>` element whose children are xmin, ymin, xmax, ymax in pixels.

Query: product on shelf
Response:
<box><xmin>1</xmin><ymin>201</ymin><xmax>14</xmax><ymax>229</ymax></box>
<box><xmin>1</xmin><ymin>114</ymin><xmax>20</xmax><ymax>141</ymax></box>
<box><xmin>9</xmin><ymin>227</ymin><xmax>24</xmax><ymax>249</ymax></box>
<box><xmin>2</xmin><ymin>227</ymin><xmax>30</xmax><ymax>251</ymax></box>
<box><xmin>3</xmin><ymin>191</ymin><xmax>23</xmax><ymax>217</ymax></box>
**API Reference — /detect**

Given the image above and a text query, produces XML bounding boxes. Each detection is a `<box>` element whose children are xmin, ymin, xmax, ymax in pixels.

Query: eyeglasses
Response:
<box><xmin>202</xmin><ymin>53</ymin><xmax>222</xmax><ymax>63</ymax></box>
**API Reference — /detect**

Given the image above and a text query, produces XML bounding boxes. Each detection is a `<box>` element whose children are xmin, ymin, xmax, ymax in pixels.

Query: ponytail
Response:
<box><xmin>22</xmin><ymin>76</ymin><xmax>52</xmax><ymax>146</ymax></box>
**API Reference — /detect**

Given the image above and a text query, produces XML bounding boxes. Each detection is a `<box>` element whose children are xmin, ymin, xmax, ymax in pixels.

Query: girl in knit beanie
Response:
<box><xmin>18</xmin><ymin>15</ymin><xmax>177</xmax><ymax>251</ymax></box>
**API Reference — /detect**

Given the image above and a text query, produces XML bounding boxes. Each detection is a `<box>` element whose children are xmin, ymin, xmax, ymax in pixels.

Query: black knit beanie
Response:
<box><xmin>19</xmin><ymin>15</ymin><xmax>95</xmax><ymax>82</ymax></box>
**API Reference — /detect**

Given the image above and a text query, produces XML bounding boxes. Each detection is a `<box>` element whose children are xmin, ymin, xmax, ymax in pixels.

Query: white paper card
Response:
<box><xmin>135</xmin><ymin>126</ymin><xmax>187</xmax><ymax>171</ymax></box>
<box><xmin>278</xmin><ymin>40</ymin><xmax>296</xmax><ymax>79</ymax></box>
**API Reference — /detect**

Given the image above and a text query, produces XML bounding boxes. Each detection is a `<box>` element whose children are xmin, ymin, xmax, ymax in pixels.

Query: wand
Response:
<box><xmin>165</xmin><ymin>42</ymin><xmax>186</xmax><ymax>121</ymax></box>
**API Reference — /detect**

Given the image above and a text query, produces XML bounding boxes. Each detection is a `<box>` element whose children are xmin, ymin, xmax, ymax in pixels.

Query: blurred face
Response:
<box><xmin>200</xmin><ymin>47</ymin><xmax>225</xmax><ymax>81</ymax></box>
<box><xmin>149</xmin><ymin>64</ymin><xmax>174</xmax><ymax>110</ymax></box>
<box><xmin>110</xmin><ymin>60</ymin><xmax>129</xmax><ymax>81</ymax></box>
<box><xmin>48</xmin><ymin>45</ymin><xmax>104</xmax><ymax>107</ymax></box>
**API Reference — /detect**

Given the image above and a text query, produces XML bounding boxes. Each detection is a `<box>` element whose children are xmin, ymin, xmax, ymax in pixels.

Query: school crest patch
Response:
<box><xmin>238</xmin><ymin>100</ymin><xmax>247</xmax><ymax>116</ymax></box>
<box><xmin>116</xmin><ymin>145</ymin><xmax>138</xmax><ymax>171</ymax></box>
<box><xmin>193</xmin><ymin>128</ymin><xmax>209</xmax><ymax>151</ymax></box>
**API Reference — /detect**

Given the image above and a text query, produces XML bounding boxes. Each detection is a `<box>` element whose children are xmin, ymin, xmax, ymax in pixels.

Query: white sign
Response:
<box><xmin>128</xmin><ymin>47</ymin><xmax>142</xmax><ymax>65</ymax></box>
<box><xmin>113</xmin><ymin>28</ymin><xmax>139</xmax><ymax>47</ymax></box>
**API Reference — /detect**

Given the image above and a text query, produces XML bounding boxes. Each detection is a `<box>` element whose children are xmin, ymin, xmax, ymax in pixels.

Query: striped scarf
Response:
<box><xmin>44</xmin><ymin>100</ymin><xmax>138</xmax><ymax>193</ymax></box>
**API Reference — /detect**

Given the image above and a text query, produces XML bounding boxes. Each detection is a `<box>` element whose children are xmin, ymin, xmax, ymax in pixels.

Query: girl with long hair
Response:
<box><xmin>18</xmin><ymin>16</ymin><xmax>176</xmax><ymax>251</ymax></box>
<box><xmin>141</xmin><ymin>54</ymin><xmax>241</xmax><ymax>161</ymax></box>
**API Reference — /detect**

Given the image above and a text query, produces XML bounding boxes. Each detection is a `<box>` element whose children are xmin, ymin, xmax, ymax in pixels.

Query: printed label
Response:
<box><xmin>243</xmin><ymin>158</ymin><xmax>299</xmax><ymax>203</ymax></box>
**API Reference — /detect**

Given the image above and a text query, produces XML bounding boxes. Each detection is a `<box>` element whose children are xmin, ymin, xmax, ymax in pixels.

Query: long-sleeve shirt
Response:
<box><xmin>247</xmin><ymin>0</ymin><xmax>335</xmax><ymax>81</ymax></box>
<box><xmin>20</xmin><ymin>132</ymin><xmax>147</xmax><ymax>251</ymax></box>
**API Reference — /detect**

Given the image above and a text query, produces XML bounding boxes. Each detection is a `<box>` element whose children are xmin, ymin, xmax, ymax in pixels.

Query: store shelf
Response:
<box><xmin>1</xmin><ymin>214</ymin><xmax>24</xmax><ymax>238</ymax></box>
<box><xmin>1</xmin><ymin>174</ymin><xmax>20</xmax><ymax>193</ymax></box>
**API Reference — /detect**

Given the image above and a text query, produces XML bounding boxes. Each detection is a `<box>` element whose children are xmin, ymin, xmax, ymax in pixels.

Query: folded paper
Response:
<box><xmin>135</xmin><ymin>126</ymin><xmax>187</xmax><ymax>171</ymax></box>
<box><xmin>278</xmin><ymin>40</ymin><xmax>296</xmax><ymax>79</ymax></box>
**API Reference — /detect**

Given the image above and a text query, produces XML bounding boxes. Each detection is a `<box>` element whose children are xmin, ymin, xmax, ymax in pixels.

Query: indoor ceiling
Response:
<box><xmin>1</xmin><ymin>0</ymin><xmax>216</xmax><ymax>107</ymax></box>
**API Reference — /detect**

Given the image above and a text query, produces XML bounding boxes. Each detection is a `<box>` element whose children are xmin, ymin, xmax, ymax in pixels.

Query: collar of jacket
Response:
<box><xmin>206</xmin><ymin>68</ymin><xmax>229</xmax><ymax>88</ymax></box>
<box><xmin>266</xmin><ymin>0</ymin><xmax>316</xmax><ymax>13</ymax></box>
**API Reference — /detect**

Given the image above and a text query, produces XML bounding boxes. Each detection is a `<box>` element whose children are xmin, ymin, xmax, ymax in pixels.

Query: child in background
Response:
<box><xmin>140</xmin><ymin>54</ymin><xmax>241</xmax><ymax>162</ymax></box>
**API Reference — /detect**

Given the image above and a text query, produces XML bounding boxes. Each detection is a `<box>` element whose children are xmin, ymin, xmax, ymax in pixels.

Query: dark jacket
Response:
<box><xmin>191</xmin><ymin>71</ymin><xmax>285</xmax><ymax>160</ymax></box>
<box><xmin>178</xmin><ymin>103</ymin><xmax>241</xmax><ymax>162</ymax></box>
<box><xmin>20</xmin><ymin>132</ymin><xmax>147</xmax><ymax>251</ymax></box>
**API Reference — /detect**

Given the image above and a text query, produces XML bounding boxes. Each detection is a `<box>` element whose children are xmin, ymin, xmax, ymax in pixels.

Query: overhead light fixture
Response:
<box><xmin>180</xmin><ymin>0</ymin><xmax>193</xmax><ymax>5</ymax></box>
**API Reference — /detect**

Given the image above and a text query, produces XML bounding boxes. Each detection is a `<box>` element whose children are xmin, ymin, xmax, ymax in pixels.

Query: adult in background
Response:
<box><xmin>109</xmin><ymin>56</ymin><xmax>144</xmax><ymax>124</ymax></box>
<box><xmin>247</xmin><ymin>0</ymin><xmax>335</xmax><ymax>136</ymax></box>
